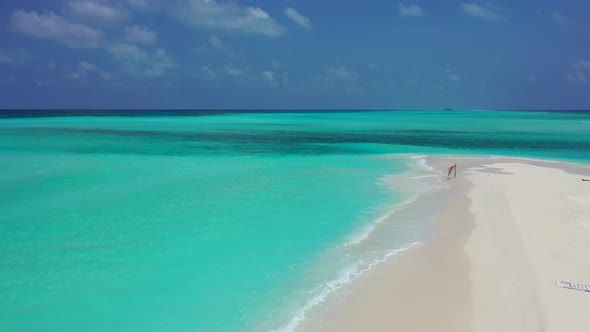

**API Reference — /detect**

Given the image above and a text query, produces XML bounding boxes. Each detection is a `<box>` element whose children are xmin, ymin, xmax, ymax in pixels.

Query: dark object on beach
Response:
<box><xmin>557</xmin><ymin>280</ymin><xmax>590</xmax><ymax>293</ymax></box>
<box><xmin>583</xmin><ymin>179</ymin><xmax>590</xmax><ymax>182</ymax></box>
<box><xmin>447</xmin><ymin>163</ymin><xmax>457</xmax><ymax>179</ymax></box>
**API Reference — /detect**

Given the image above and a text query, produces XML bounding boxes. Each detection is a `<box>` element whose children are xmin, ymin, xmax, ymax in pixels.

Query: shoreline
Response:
<box><xmin>273</xmin><ymin>155</ymin><xmax>450</xmax><ymax>332</ymax></box>
<box><xmin>297</xmin><ymin>156</ymin><xmax>590</xmax><ymax>331</ymax></box>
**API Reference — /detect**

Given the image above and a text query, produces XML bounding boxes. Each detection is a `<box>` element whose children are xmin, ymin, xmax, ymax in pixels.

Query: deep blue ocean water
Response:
<box><xmin>1</xmin><ymin>110</ymin><xmax>589</xmax><ymax>331</ymax></box>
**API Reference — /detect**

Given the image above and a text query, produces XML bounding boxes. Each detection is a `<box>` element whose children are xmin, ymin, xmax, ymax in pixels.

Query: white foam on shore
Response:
<box><xmin>410</xmin><ymin>174</ymin><xmax>440</xmax><ymax>179</ymax></box>
<box><xmin>344</xmin><ymin>197</ymin><xmax>417</xmax><ymax>246</ymax></box>
<box><xmin>273</xmin><ymin>242</ymin><xmax>420</xmax><ymax>332</ymax></box>
<box><xmin>273</xmin><ymin>155</ymin><xmax>448</xmax><ymax>332</ymax></box>
<box><xmin>345</xmin><ymin>156</ymin><xmax>443</xmax><ymax>247</ymax></box>
<box><xmin>346</xmin><ymin>155</ymin><xmax>447</xmax><ymax>247</ymax></box>
<box><xmin>414</xmin><ymin>157</ymin><xmax>435</xmax><ymax>171</ymax></box>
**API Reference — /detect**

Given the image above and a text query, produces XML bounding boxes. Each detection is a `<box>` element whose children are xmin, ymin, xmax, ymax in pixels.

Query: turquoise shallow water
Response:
<box><xmin>1</xmin><ymin>110</ymin><xmax>589</xmax><ymax>331</ymax></box>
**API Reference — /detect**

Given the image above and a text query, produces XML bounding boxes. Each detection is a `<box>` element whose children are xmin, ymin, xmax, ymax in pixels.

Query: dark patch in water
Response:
<box><xmin>3</xmin><ymin>126</ymin><xmax>590</xmax><ymax>156</ymax></box>
<box><xmin>1</xmin><ymin>109</ymin><xmax>590</xmax><ymax>119</ymax></box>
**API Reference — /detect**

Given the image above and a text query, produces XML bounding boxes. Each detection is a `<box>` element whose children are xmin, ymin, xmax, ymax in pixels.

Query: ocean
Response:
<box><xmin>1</xmin><ymin>110</ymin><xmax>589</xmax><ymax>331</ymax></box>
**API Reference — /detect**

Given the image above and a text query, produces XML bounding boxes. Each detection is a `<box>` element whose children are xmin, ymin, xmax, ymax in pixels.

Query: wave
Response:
<box><xmin>273</xmin><ymin>242</ymin><xmax>420</xmax><ymax>332</ymax></box>
<box><xmin>410</xmin><ymin>174</ymin><xmax>440</xmax><ymax>179</ymax></box>
<box><xmin>344</xmin><ymin>197</ymin><xmax>417</xmax><ymax>246</ymax></box>
<box><xmin>273</xmin><ymin>155</ymin><xmax>448</xmax><ymax>332</ymax></box>
<box><xmin>347</xmin><ymin>156</ymin><xmax>444</xmax><ymax>247</ymax></box>
<box><xmin>414</xmin><ymin>157</ymin><xmax>435</xmax><ymax>171</ymax></box>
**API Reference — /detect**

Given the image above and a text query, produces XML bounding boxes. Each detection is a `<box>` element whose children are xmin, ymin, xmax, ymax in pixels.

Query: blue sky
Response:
<box><xmin>0</xmin><ymin>0</ymin><xmax>589</xmax><ymax>110</ymax></box>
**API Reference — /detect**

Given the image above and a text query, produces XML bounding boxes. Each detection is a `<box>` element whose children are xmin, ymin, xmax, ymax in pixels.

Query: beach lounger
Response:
<box><xmin>556</xmin><ymin>280</ymin><xmax>590</xmax><ymax>292</ymax></box>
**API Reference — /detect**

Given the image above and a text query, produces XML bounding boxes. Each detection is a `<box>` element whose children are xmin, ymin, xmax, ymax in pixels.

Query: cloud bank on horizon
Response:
<box><xmin>0</xmin><ymin>0</ymin><xmax>589</xmax><ymax>110</ymax></box>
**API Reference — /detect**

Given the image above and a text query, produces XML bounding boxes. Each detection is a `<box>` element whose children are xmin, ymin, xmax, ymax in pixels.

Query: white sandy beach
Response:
<box><xmin>299</xmin><ymin>157</ymin><xmax>590</xmax><ymax>331</ymax></box>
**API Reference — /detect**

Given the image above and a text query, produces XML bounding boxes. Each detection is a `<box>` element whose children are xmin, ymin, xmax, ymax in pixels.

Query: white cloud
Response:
<box><xmin>199</xmin><ymin>66</ymin><xmax>218</xmax><ymax>80</ymax></box>
<box><xmin>222</xmin><ymin>65</ymin><xmax>263</xmax><ymax>83</ymax></box>
<box><xmin>78</xmin><ymin>60</ymin><xmax>96</xmax><ymax>71</ymax></box>
<box><xmin>573</xmin><ymin>60</ymin><xmax>590</xmax><ymax>70</ymax></box>
<box><xmin>66</xmin><ymin>60</ymin><xmax>107</xmax><ymax>81</ymax></box>
<box><xmin>67</xmin><ymin>60</ymin><xmax>99</xmax><ymax>80</ymax></box>
<box><xmin>195</xmin><ymin>35</ymin><xmax>229</xmax><ymax>53</ymax></box>
<box><xmin>263</xmin><ymin>70</ymin><xmax>275</xmax><ymax>85</ymax></box>
<box><xmin>126</xmin><ymin>0</ymin><xmax>161</xmax><ymax>11</ymax></box>
<box><xmin>569</xmin><ymin>71</ymin><xmax>587</xmax><ymax>83</ymax></box>
<box><xmin>249</xmin><ymin>7</ymin><xmax>269</xmax><ymax>19</ymax></box>
<box><xmin>67</xmin><ymin>1</ymin><xmax>130</xmax><ymax>24</ymax></box>
<box><xmin>314</xmin><ymin>66</ymin><xmax>360</xmax><ymax>91</ymax></box>
<box><xmin>10</xmin><ymin>10</ymin><xmax>103</xmax><ymax>48</ymax></box>
<box><xmin>195</xmin><ymin>65</ymin><xmax>285</xmax><ymax>85</ymax></box>
<box><xmin>169</xmin><ymin>0</ymin><xmax>285</xmax><ymax>37</ymax></box>
<box><xmin>209</xmin><ymin>35</ymin><xmax>225</xmax><ymax>49</ymax></box>
<box><xmin>399</xmin><ymin>3</ymin><xmax>424</xmax><ymax>17</ymax></box>
<box><xmin>447</xmin><ymin>69</ymin><xmax>462</xmax><ymax>81</ymax></box>
<box><xmin>0</xmin><ymin>49</ymin><xmax>32</xmax><ymax>65</ymax></box>
<box><xmin>536</xmin><ymin>9</ymin><xmax>570</xmax><ymax>25</ymax></box>
<box><xmin>99</xmin><ymin>71</ymin><xmax>113</xmax><ymax>80</ymax></box>
<box><xmin>528</xmin><ymin>75</ymin><xmax>536</xmax><ymax>82</ymax></box>
<box><xmin>261</xmin><ymin>70</ymin><xmax>288</xmax><ymax>86</ymax></box>
<box><xmin>125</xmin><ymin>25</ymin><xmax>158</xmax><ymax>44</ymax></box>
<box><xmin>225</xmin><ymin>66</ymin><xmax>244</xmax><ymax>77</ymax></box>
<box><xmin>324</xmin><ymin>66</ymin><xmax>358</xmax><ymax>81</ymax></box>
<box><xmin>108</xmin><ymin>44</ymin><xmax>175</xmax><ymax>77</ymax></box>
<box><xmin>284</xmin><ymin>7</ymin><xmax>312</xmax><ymax>30</ymax></box>
<box><xmin>551</xmin><ymin>11</ymin><xmax>567</xmax><ymax>24</ymax></box>
<box><xmin>67</xmin><ymin>71</ymin><xmax>86</xmax><ymax>80</ymax></box>
<box><xmin>449</xmin><ymin>73</ymin><xmax>461</xmax><ymax>81</ymax></box>
<box><xmin>368</xmin><ymin>63</ymin><xmax>393</xmax><ymax>72</ymax></box>
<box><xmin>461</xmin><ymin>3</ymin><xmax>501</xmax><ymax>21</ymax></box>
<box><xmin>569</xmin><ymin>60</ymin><xmax>590</xmax><ymax>83</ymax></box>
<box><xmin>262</xmin><ymin>70</ymin><xmax>278</xmax><ymax>85</ymax></box>
<box><xmin>262</xmin><ymin>70</ymin><xmax>274</xmax><ymax>81</ymax></box>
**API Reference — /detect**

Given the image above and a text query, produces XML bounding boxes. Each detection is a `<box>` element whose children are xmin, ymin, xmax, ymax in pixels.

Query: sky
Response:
<box><xmin>0</xmin><ymin>0</ymin><xmax>589</xmax><ymax>110</ymax></box>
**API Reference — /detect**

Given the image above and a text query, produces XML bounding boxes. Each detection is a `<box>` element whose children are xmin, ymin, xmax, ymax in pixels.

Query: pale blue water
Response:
<box><xmin>1</xmin><ymin>110</ymin><xmax>589</xmax><ymax>331</ymax></box>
